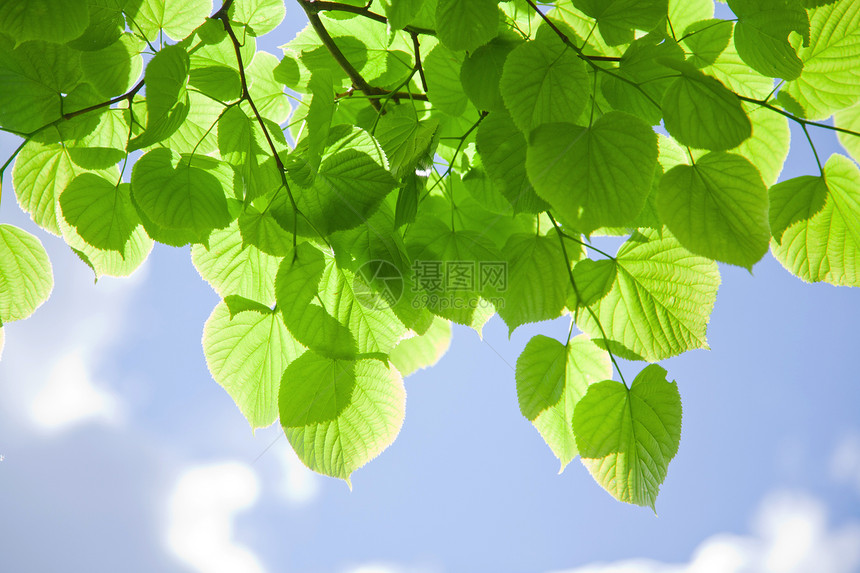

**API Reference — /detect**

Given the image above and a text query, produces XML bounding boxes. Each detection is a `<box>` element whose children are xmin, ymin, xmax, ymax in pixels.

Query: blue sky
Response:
<box><xmin>2</xmin><ymin>5</ymin><xmax>860</xmax><ymax>573</ymax></box>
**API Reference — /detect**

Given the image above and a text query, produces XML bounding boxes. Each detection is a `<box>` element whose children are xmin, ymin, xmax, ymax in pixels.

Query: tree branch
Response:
<box><xmin>737</xmin><ymin>95</ymin><xmax>860</xmax><ymax>140</ymax></box>
<box><xmin>301</xmin><ymin>0</ymin><xmax>436</xmax><ymax>36</ymax></box>
<box><xmin>411</xmin><ymin>32</ymin><xmax>429</xmax><ymax>92</ymax></box>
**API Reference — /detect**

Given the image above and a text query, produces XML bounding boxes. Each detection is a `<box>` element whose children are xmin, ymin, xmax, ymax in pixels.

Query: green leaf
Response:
<box><xmin>835</xmin><ymin>102</ymin><xmax>860</xmax><ymax>162</ymax></box>
<box><xmin>731</xmin><ymin>102</ymin><xmax>791</xmax><ymax>187</ymax></box>
<box><xmin>389</xmin><ymin>317</ymin><xmax>452</xmax><ymax>377</ymax></box>
<box><xmin>65</xmin><ymin>109</ymin><xmax>129</xmax><ymax>170</ymax></box>
<box><xmin>0</xmin><ymin>0</ymin><xmax>90</xmax><ymax>44</ymax></box>
<box><xmin>770</xmin><ymin>154</ymin><xmax>860</xmax><ymax>286</ymax></box>
<box><xmin>60</xmin><ymin>174</ymin><xmax>140</xmax><ymax>253</ymax></box>
<box><xmin>294</xmin><ymin>149</ymin><xmax>397</xmax><ymax>235</ymax></box>
<box><xmin>67</xmin><ymin>0</ymin><xmax>126</xmax><ymax>52</ymax></box>
<box><xmin>376</xmin><ymin>106</ymin><xmax>438</xmax><ymax>180</ymax></box>
<box><xmin>229</xmin><ymin>0</ymin><xmax>286</xmax><ymax>36</ymax></box>
<box><xmin>526</xmin><ymin>112</ymin><xmax>658</xmax><ymax>233</ymax></box>
<box><xmin>500</xmin><ymin>35</ymin><xmax>589</xmax><ymax>134</ymax></box>
<box><xmin>382</xmin><ymin>0</ymin><xmax>425</xmax><ymax>30</ymax></box>
<box><xmin>131</xmin><ymin>0</ymin><xmax>213</xmax><ymax>41</ymax></box>
<box><xmin>203</xmin><ymin>300</ymin><xmax>304</xmax><ymax>430</ymax></box>
<box><xmin>246</xmin><ymin>51</ymin><xmax>291</xmax><ymax>124</ymax></box>
<box><xmin>0</xmin><ymin>39</ymin><xmax>81</xmax><ymax>133</ymax></box>
<box><xmin>284</xmin><ymin>358</ymin><xmax>406</xmax><ymax>482</ymax></box>
<box><xmin>577</xmin><ymin>228</ymin><xmax>721</xmax><ymax>362</ymax></box>
<box><xmin>59</xmin><ymin>214</ymin><xmax>153</xmax><ymax>279</ymax></box>
<box><xmin>657</xmin><ymin>152</ymin><xmax>770</xmax><ymax>269</ymax></box>
<box><xmin>573</xmin><ymin>364</ymin><xmax>682</xmax><ymax>509</ymax></box>
<box><xmin>571</xmin><ymin>0</ymin><xmax>669</xmax><ymax>45</ymax></box>
<box><xmin>661</xmin><ymin>61</ymin><xmax>752</xmax><ymax>150</ymax></box>
<box><xmin>192</xmin><ymin>220</ymin><xmax>282</xmax><ymax>306</ymax></box>
<box><xmin>279</xmin><ymin>351</ymin><xmax>357</xmax><ymax>426</ymax></box>
<box><xmin>423</xmin><ymin>44</ymin><xmax>470</xmax><ymax>117</ymax></box>
<box><xmin>769</xmin><ymin>175</ymin><xmax>828</xmax><ymax>243</ymax></box>
<box><xmin>516</xmin><ymin>334</ymin><xmax>611</xmax><ymax>470</ymax></box>
<box><xmin>682</xmin><ymin>19</ymin><xmax>734</xmax><ymax>68</ymax></box>
<box><xmin>461</xmin><ymin>36</ymin><xmax>519</xmax><ymax>113</ymax></box>
<box><xmin>81</xmin><ymin>33</ymin><xmax>144</xmax><ymax>99</ymax></box>
<box><xmin>129</xmin><ymin>44</ymin><xmax>190</xmax><ymax>151</ymax></box>
<box><xmin>275</xmin><ymin>243</ymin><xmax>357</xmax><ymax>359</ymax></box>
<box><xmin>217</xmin><ymin>105</ymin><xmax>281</xmax><ymax>202</ymax></box>
<box><xmin>188</xmin><ymin>28</ymin><xmax>255</xmax><ymax>102</ymax></box>
<box><xmin>495</xmin><ymin>234</ymin><xmax>571</xmax><ymax>334</ymax></box>
<box><xmin>476</xmin><ymin>111</ymin><xmax>550</xmax><ymax>214</ymax></box>
<box><xmin>163</xmin><ymin>90</ymin><xmax>223</xmax><ymax>155</ymax></box>
<box><xmin>238</xmin><ymin>206</ymin><xmax>294</xmax><ymax>257</ymax></box>
<box><xmin>0</xmin><ymin>224</ymin><xmax>53</xmax><ymax>323</ymax></box>
<box><xmin>668</xmin><ymin>0</ymin><xmax>714</xmax><ymax>33</ymax></box>
<box><xmin>700</xmin><ymin>35</ymin><xmax>775</xmax><ymax>100</ymax></box>
<box><xmin>729</xmin><ymin>0</ymin><xmax>809</xmax><ymax>80</ymax></box>
<box><xmin>435</xmin><ymin>0</ymin><xmax>499</xmax><ymax>52</ymax></box>
<box><xmin>130</xmin><ymin>148</ymin><xmax>235</xmax><ymax>234</ymax></box>
<box><xmin>305</xmin><ymin>71</ymin><xmax>336</xmax><ymax>173</ymax></box>
<box><xmin>569</xmin><ymin>258</ymin><xmax>617</xmax><ymax>308</ymax></box>
<box><xmin>783</xmin><ymin>0</ymin><xmax>860</xmax><ymax>119</ymax></box>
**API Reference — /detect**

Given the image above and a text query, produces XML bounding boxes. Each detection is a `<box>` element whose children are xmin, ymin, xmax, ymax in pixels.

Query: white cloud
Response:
<box><xmin>275</xmin><ymin>441</ymin><xmax>320</xmax><ymax>506</ymax></box>
<box><xmin>167</xmin><ymin>462</ymin><xmax>266</xmax><ymax>573</ymax></box>
<box><xmin>830</xmin><ymin>432</ymin><xmax>860</xmax><ymax>496</ymax></box>
<box><xmin>29</xmin><ymin>351</ymin><xmax>122</xmax><ymax>431</ymax></box>
<box><xmin>546</xmin><ymin>491</ymin><xmax>860</xmax><ymax>573</ymax></box>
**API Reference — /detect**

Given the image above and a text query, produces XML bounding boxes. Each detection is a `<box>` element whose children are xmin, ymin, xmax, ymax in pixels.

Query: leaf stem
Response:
<box><xmin>737</xmin><ymin>95</ymin><xmax>860</xmax><ymax>140</ymax></box>
<box><xmin>801</xmin><ymin>123</ymin><xmax>824</xmax><ymax>175</ymax></box>
<box><xmin>549</xmin><ymin>212</ymin><xmax>627</xmax><ymax>387</ymax></box>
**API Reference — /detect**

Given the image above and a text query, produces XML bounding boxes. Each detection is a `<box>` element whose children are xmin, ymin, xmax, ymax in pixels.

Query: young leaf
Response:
<box><xmin>495</xmin><ymin>234</ymin><xmax>572</xmax><ymax>335</ymax></box>
<box><xmin>577</xmin><ymin>228</ymin><xmax>721</xmax><ymax>362</ymax></box>
<box><xmin>526</xmin><ymin>112</ymin><xmax>658</xmax><ymax>233</ymax></box>
<box><xmin>728</xmin><ymin>0</ymin><xmax>809</xmax><ymax>80</ymax></box>
<box><xmin>516</xmin><ymin>334</ymin><xmax>611</xmax><ymax>471</ymax></box>
<box><xmin>229</xmin><ymin>0</ymin><xmax>286</xmax><ymax>36</ymax></box>
<box><xmin>60</xmin><ymin>174</ymin><xmax>140</xmax><ymax>253</ymax></box>
<box><xmin>771</xmin><ymin>154</ymin><xmax>860</xmax><ymax>287</ymax></box>
<box><xmin>573</xmin><ymin>364</ymin><xmax>682</xmax><ymax>510</ymax></box>
<box><xmin>279</xmin><ymin>351</ymin><xmax>356</xmax><ymax>427</ymax></box>
<box><xmin>191</xmin><ymin>220</ymin><xmax>282</xmax><ymax>306</ymax></box>
<box><xmin>389</xmin><ymin>317</ymin><xmax>452</xmax><ymax>377</ymax></box>
<box><xmin>0</xmin><ymin>0</ymin><xmax>90</xmax><ymax>44</ymax></box>
<box><xmin>0</xmin><ymin>224</ymin><xmax>53</xmax><ymax>323</ymax></box>
<box><xmin>132</xmin><ymin>0</ymin><xmax>213</xmax><ymax>41</ymax></box>
<box><xmin>661</xmin><ymin>61</ymin><xmax>752</xmax><ymax>151</ymax></box>
<box><xmin>657</xmin><ymin>152</ymin><xmax>770</xmax><ymax>269</ymax></box>
<box><xmin>131</xmin><ymin>149</ymin><xmax>235</xmax><ymax>234</ymax></box>
<box><xmin>570</xmin><ymin>0</ymin><xmax>669</xmax><ymax>46</ymax></box>
<box><xmin>80</xmin><ymin>33</ymin><xmax>144</xmax><ymax>99</ymax></box>
<box><xmin>129</xmin><ymin>44</ymin><xmax>191</xmax><ymax>150</ymax></box>
<box><xmin>461</xmin><ymin>36</ymin><xmax>519</xmax><ymax>113</ymax></box>
<box><xmin>500</xmin><ymin>35</ymin><xmax>589</xmax><ymax>134</ymax></box>
<box><xmin>203</xmin><ymin>300</ymin><xmax>304</xmax><ymax>430</ymax></box>
<box><xmin>435</xmin><ymin>0</ymin><xmax>499</xmax><ymax>53</ymax></box>
<box><xmin>283</xmin><ymin>359</ymin><xmax>406</xmax><ymax>482</ymax></box>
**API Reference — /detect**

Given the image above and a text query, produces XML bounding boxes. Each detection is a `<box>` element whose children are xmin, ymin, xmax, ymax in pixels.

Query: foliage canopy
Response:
<box><xmin>1</xmin><ymin>0</ymin><xmax>859</xmax><ymax>509</ymax></box>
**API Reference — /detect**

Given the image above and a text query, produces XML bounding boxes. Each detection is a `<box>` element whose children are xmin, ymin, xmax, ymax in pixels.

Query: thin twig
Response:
<box><xmin>411</xmin><ymin>32</ymin><xmax>429</xmax><ymax>92</ymax></box>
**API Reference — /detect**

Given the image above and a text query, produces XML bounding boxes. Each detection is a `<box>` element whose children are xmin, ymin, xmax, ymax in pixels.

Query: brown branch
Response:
<box><xmin>336</xmin><ymin>90</ymin><xmax>429</xmax><ymax>102</ymax></box>
<box><xmin>61</xmin><ymin>81</ymin><xmax>144</xmax><ymax>122</ymax></box>
<box><xmin>411</xmin><ymin>32</ymin><xmax>429</xmax><ymax>92</ymax></box>
<box><xmin>301</xmin><ymin>0</ymin><xmax>436</xmax><ymax>36</ymax></box>
<box><xmin>297</xmin><ymin>0</ymin><xmax>385</xmax><ymax>111</ymax></box>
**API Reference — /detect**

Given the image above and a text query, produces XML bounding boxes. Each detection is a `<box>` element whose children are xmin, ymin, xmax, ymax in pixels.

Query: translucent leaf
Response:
<box><xmin>500</xmin><ymin>35</ymin><xmax>589</xmax><ymax>134</ymax></box>
<box><xmin>516</xmin><ymin>334</ymin><xmax>611</xmax><ymax>470</ymax></box>
<box><xmin>81</xmin><ymin>33</ymin><xmax>144</xmax><ymax>99</ymax></box>
<box><xmin>0</xmin><ymin>39</ymin><xmax>81</xmax><ymax>133</ymax></box>
<box><xmin>569</xmin><ymin>258</ymin><xmax>617</xmax><ymax>309</ymax></box>
<box><xmin>305</xmin><ymin>71</ymin><xmax>336</xmax><ymax>173</ymax></box>
<box><xmin>700</xmin><ymin>35</ymin><xmax>774</xmax><ymax>99</ymax></box>
<box><xmin>571</xmin><ymin>0</ymin><xmax>669</xmax><ymax>45</ymax></box>
<box><xmin>238</xmin><ymin>206</ymin><xmax>294</xmax><ymax>257</ymax></box>
<box><xmin>229</xmin><ymin>0</ymin><xmax>285</xmax><ymax>36</ymax></box>
<box><xmin>461</xmin><ymin>36</ymin><xmax>519</xmax><ymax>113</ymax></box>
<box><xmin>657</xmin><ymin>152</ymin><xmax>770</xmax><ymax>269</ymax></box>
<box><xmin>376</xmin><ymin>106</ymin><xmax>438</xmax><ymax>180</ymax></box>
<box><xmin>65</xmin><ymin>109</ymin><xmax>129</xmax><ymax>170</ymax></box>
<box><xmin>495</xmin><ymin>234</ymin><xmax>571</xmax><ymax>334</ymax></box>
<box><xmin>275</xmin><ymin>243</ymin><xmax>357</xmax><ymax>360</ymax></box>
<box><xmin>423</xmin><ymin>44</ymin><xmax>470</xmax><ymax>117</ymax></box>
<box><xmin>283</xmin><ymin>358</ymin><xmax>405</xmax><ymax>482</ymax></box>
<box><xmin>835</xmin><ymin>102</ymin><xmax>860</xmax><ymax>163</ymax></box>
<box><xmin>381</xmin><ymin>0</ymin><xmax>425</xmax><ymax>29</ymax></box>
<box><xmin>729</xmin><ymin>0</ymin><xmax>809</xmax><ymax>80</ymax></box>
<box><xmin>770</xmin><ymin>155</ymin><xmax>860</xmax><ymax>286</ymax></box>
<box><xmin>131</xmin><ymin>0</ymin><xmax>213</xmax><ymax>41</ymax></box>
<box><xmin>731</xmin><ymin>102</ymin><xmax>790</xmax><ymax>187</ymax></box>
<box><xmin>435</xmin><ymin>0</ymin><xmax>499</xmax><ymax>52</ymax></box>
<box><xmin>188</xmin><ymin>29</ymin><xmax>255</xmax><ymax>102</ymax></box>
<box><xmin>769</xmin><ymin>176</ymin><xmax>828</xmax><ymax>242</ymax></box>
<box><xmin>0</xmin><ymin>224</ymin><xmax>53</xmax><ymax>323</ymax></box>
<box><xmin>217</xmin><ymin>105</ymin><xmax>281</xmax><ymax>202</ymax></box>
<box><xmin>163</xmin><ymin>90</ymin><xmax>223</xmax><ymax>155</ymax></box>
<box><xmin>577</xmin><ymin>228</ymin><xmax>721</xmax><ymax>362</ymax></box>
<box><xmin>279</xmin><ymin>351</ymin><xmax>357</xmax><ymax>426</ymax></box>
<box><xmin>661</xmin><ymin>61</ymin><xmax>752</xmax><ymax>150</ymax></box>
<box><xmin>682</xmin><ymin>19</ymin><xmax>733</xmax><ymax>68</ymax></box>
<box><xmin>783</xmin><ymin>0</ymin><xmax>860</xmax><ymax>119</ymax></box>
<box><xmin>130</xmin><ymin>148</ymin><xmax>235</xmax><ymax>234</ymax></box>
<box><xmin>129</xmin><ymin>44</ymin><xmax>190</xmax><ymax>150</ymax></box>
<box><xmin>476</xmin><ymin>111</ymin><xmax>549</xmax><ymax>214</ymax></box>
<box><xmin>60</xmin><ymin>174</ymin><xmax>139</xmax><ymax>253</ymax></box>
<box><xmin>526</xmin><ymin>112</ymin><xmax>658</xmax><ymax>233</ymax></box>
<box><xmin>389</xmin><ymin>317</ymin><xmax>452</xmax><ymax>377</ymax></box>
<box><xmin>0</xmin><ymin>0</ymin><xmax>89</xmax><ymax>44</ymax></box>
<box><xmin>203</xmin><ymin>300</ymin><xmax>304</xmax><ymax>430</ymax></box>
<box><xmin>192</xmin><ymin>220</ymin><xmax>281</xmax><ymax>306</ymax></box>
<box><xmin>668</xmin><ymin>0</ymin><xmax>714</xmax><ymax>32</ymax></box>
<box><xmin>573</xmin><ymin>364</ymin><xmax>682</xmax><ymax>510</ymax></box>
<box><xmin>246</xmin><ymin>51</ymin><xmax>291</xmax><ymax>124</ymax></box>
<box><xmin>59</xmin><ymin>215</ymin><xmax>153</xmax><ymax>279</ymax></box>
<box><xmin>68</xmin><ymin>0</ymin><xmax>125</xmax><ymax>52</ymax></box>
